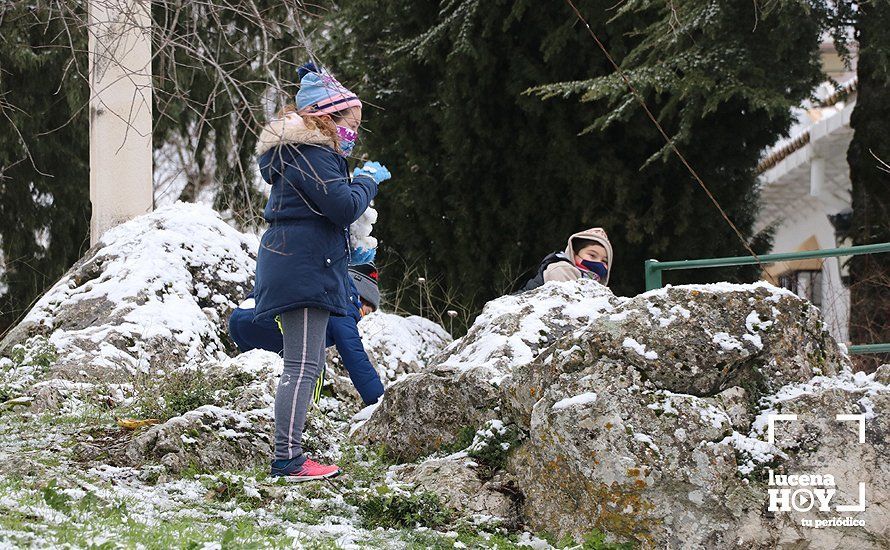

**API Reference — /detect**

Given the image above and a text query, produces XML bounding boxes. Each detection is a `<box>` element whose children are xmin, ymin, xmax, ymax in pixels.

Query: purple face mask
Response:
<box><xmin>336</xmin><ymin>125</ymin><xmax>357</xmax><ymax>155</ymax></box>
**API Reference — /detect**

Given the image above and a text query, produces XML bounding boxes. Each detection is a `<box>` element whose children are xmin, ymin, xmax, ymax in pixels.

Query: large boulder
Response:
<box><xmin>353</xmin><ymin>281</ymin><xmax>617</xmax><ymax>460</ymax></box>
<box><xmin>355</xmin><ymin>279</ymin><xmax>889</xmax><ymax>548</ymax></box>
<box><xmin>120</xmin><ymin>349</ymin><xmax>347</xmax><ymax>474</ymax></box>
<box><xmin>0</xmin><ymin>203</ymin><xmax>257</xmax><ymax>386</ymax></box>
<box><xmin>511</xmin><ymin>362</ymin><xmax>889</xmax><ymax>548</ymax></box>
<box><xmin>501</xmin><ymin>283</ymin><xmax>845</xmax><ymax>429</ymax></box>
<box><xmin>579</xmin><ymin>284</ymin><xmax>844</xmax><ymax>397</ymax></box>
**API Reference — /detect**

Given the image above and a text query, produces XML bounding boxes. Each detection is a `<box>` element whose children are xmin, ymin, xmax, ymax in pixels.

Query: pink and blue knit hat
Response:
<box><xmin>296</xmin><ymin>62</ymin><xmax>362</xmax><ymax>117</ymax></box>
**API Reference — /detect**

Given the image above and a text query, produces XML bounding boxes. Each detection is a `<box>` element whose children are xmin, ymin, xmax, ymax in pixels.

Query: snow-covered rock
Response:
<box><xmin>354</xmin><ymin>281</ymin><xmax>616</xmax><ymax>460</ymax></box>
<box><xmin>353</xmin><ymin>279</ymin><xmax>889</xmax><ymax>547</ymax></box>
<box><xmin>0</xmin><ymin>203</ymin><xmax>258</xmax><ymax>383</ymax></box>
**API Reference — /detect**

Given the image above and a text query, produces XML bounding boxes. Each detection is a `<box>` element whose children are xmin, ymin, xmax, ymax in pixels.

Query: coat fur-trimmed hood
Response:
<box><xmin>255</xmin><ymin>112</ymin><xmax>335</xmax><ymax>156</ymax></box>
<box><xmin>564</xmin><ymin>227</ymin><xmax>613</xmax><ymax>286</ymax></box>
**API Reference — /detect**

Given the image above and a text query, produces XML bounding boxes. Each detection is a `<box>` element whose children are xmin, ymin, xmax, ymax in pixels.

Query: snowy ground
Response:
<box><xmin>0</xmin><ymin>204</ymin><xmax>588</xmax><ymax>549</ymax></box>
<box><xmin>0</xmin><ymin>393</ymin><xmax>563</xmax><ymax>549</ymax></box>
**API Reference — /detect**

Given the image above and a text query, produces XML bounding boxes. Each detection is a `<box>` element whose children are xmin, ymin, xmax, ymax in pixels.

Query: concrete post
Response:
<box><xmin>809</xmin><ymin>156</ymin><xmax>825</xmax><ymax>198</ymax></box>
<box><xmin>89</xmin><ymin>0</ymin><xmax>153</xmax><ymax>246</ymax></box>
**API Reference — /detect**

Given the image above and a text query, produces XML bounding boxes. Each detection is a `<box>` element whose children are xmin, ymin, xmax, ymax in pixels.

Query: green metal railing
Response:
<box><xmin>644</xmin><ymin>242</ymin><xmax>890</xmax><ymax>355</ymax></box>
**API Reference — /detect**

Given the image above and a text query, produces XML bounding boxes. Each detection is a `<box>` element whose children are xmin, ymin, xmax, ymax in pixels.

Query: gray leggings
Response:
<box><xmin>274</xmin><ymin>307</ymin><xmax>330</xmax><ymax>462</ymax></box>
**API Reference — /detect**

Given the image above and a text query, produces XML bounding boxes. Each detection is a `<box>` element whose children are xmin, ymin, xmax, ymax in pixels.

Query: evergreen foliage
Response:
<box><xmin>0</xmin><ymin>3</ymin><xmax>90</xmax><ymax>333</ymax></box>
<box><xmin>845</xmin><ymin>0</ymin><xmax>890</xmax><ymax>350</ymax></box>
<box><xmin>0</xmin><ymin>1</ymin><xmax>307</xmax><ymax>332</ymax></box>
<box><xmin>324</xmin><ymin>0</ymin><xmax>826</xmax><ymax>324</ymax></box>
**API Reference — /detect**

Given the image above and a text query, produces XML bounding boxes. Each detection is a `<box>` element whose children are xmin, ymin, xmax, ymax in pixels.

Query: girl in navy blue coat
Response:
<box><xmin>254</xmin><ymin>63</ymin><xmax>390</xmax><ymax>481</ymax></box>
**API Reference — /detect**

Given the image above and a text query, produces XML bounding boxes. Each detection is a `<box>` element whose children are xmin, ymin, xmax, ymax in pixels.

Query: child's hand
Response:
<box><xmin>350</xmin><ymin>246</ymin><xmax>376</xmax><ymax>266</ymax></box>
<box><xmin>353</xmin><ymin>161</ymin><xmax>392</xmax><ymax>184</ymax></box>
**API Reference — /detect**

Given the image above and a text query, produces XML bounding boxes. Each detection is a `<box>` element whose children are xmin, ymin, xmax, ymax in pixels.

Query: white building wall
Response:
<box><xmin>768</xmin><ymin>200</ymin><xmax>850</xmax><ymax>343</ymax></box>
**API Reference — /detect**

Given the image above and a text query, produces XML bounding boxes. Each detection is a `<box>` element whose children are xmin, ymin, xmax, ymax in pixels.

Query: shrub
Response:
<box><xmin>1</xmin><ymin>336</ymin><xmax>58</xmax><ymax>402</ymax></box>
<box><xmin>351</xmin><ymin>487</ymin><xmax>453</xmax><ymax>530</ymax></box>
<box><xmin>466</xmin><ymin>420</ymin><xmax>522</xmax><ymax>477</ymax></box>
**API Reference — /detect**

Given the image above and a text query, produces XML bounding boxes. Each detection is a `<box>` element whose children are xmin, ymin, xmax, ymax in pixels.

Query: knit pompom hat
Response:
<box><xmin>349</xmin><ymin>263</ymin><xmax>380</xmax><ymax>311</ymax></box>
<box><xmin>296</xmin><ymin>62</ymin><xmax>362</xmax><ymax>117</ymax></box>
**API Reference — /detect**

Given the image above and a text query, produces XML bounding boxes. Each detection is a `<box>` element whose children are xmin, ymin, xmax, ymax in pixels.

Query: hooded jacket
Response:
<box><xmin>253</xmin><ymin>113</ymin><xmax>377</xmax><ymax>319</ymax></box>
<box><xmin>542</xmin><ymin>227</ymin><xmax>613</xmax><ymax>286</ymax></box>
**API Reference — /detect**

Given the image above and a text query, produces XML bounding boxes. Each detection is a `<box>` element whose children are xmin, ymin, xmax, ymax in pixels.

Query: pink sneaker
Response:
<box><xmin>277</xmin><ymin>458</ymin><xmax>341</xmax><ymax>482</ymax></box>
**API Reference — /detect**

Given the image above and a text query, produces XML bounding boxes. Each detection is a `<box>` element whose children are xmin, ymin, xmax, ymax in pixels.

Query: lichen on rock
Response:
<box><xmin>353</xmin><ymin>279</ymin><xmax>888</xmax><ymax>548</ymax></box>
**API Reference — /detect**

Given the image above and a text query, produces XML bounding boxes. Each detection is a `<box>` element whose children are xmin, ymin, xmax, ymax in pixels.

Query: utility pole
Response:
<box><xmin>88</xmin><ymin>0</ymin><xmax>153</xmax><ymax>246</ymax></box>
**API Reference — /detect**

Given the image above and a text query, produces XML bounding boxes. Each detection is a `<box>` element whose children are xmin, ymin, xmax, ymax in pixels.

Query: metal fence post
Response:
<box><xmin>644</xmin><ymin>259</ymin><xmax>663</xmax><ymax>291</ymax></box>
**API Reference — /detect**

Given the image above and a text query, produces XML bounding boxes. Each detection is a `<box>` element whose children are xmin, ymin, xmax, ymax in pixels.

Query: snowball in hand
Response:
<box><xmin>350</xmin><ymin>206</ymin><xmax>378</xmax><ymax>266</ymax></box>
<box><xmin>353</xmin><ymin>161</ymin><xmax>392</xmax><ymax>184</ymax></box>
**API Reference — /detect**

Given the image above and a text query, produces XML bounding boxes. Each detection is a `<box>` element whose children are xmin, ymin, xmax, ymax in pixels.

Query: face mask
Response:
<box><xmin>337</xmin><ymin>125</ymin><xmax>357</xmax><ymax>155</ymax></box>
<box><xmin>577</xmin><ymin>259</ymin><xmax>608</xmax><ymax>282</ymax></box>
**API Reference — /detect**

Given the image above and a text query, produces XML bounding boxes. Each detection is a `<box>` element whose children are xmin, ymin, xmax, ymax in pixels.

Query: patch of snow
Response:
<box><xmin>645</xmin><ymin>390</ymin><xmax>730</xmax><ymax>430</ymax></box>
<box><xmin>437</xmin><ymin>280</ymin><xmax>615</xmax><ymax>384</ymax></box>
<box><xmin>655</xmin><ymin>304</ymin><xmax>692</xmax><ymax>327</ymax></box>
<box><xmin>516</xmin><ymin>532</ymin><xmax>552</xmax><ymax>549</ymax></box>
<box><xmin>358</xmin><ymin>312</ymin><xmax>451</xmax><ymax>382</ymax></box>
<box><xmin>633</xmin><ymin>432</ymin><xmax>660</xmax><ymax>452</ymax></box>
<box><xmin>607</xmin><ymin>311</ymin><xmax>629</xmax><ymax>321</ymax></box>
<box><xmin>351</xmin><ymin>402</ymin><xmax>379</xmax><ymax>423</ymax></box>
<box><xmin>742</xmin><ymin>333</ymin><xmax>763</xmax><ymax>349</ymax></box>
<box><xmin>622</xmin><ymin>337</ymin><xmax>658</xmax><ymax>360</ymax></box>
<box><xmin>641</xmin><ymin>281</ymin><xmax>797</xmax><ymax>301</ymax></box>
<box><xmin>712</xmin><ymin>332</ymin><xmax>743</xmax><ymax>352</ymax></box>
<box><xmin>745</xmin><ymin>311</ymin><xmax>773</xmax><ymax>333</ymax></box>
<box><xmin>552</xmin><ymin>392</ymin><xmax>598</xmax><ymax>411</ymax></box>
<box><xmin>718</xmin><ymin>432</ymin><xmax>785</xmax><ymax>475</ymax></box>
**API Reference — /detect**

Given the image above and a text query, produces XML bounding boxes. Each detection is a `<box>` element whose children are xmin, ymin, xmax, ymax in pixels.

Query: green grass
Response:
<box><xmin>437</xmin><ymin>425</ymin><xmax>477</xmax><ymax>455</ymax></box>
<box><xmin>539</xmin><ymin>529</ymin><xmax>637</xmax><ymax>549</ymax></box>
<box><xmin>349</xmin><ymin>487</ymin><xmax>454</xmax><ymax>530</ymax></box>
<box><xmin>127</xmin><ymin>366</ymin><xmax>257</xmax><ymax>421</ymax></box>
<box><xmin>0</xmin><ymin>474</ymin><xmax>347</xmax><ymax>549</ymax></box>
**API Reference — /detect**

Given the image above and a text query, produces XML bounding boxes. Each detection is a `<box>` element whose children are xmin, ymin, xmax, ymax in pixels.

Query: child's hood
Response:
<box><xmin>564</xmin><ymin>227</ymin><xmax>613</xmax><ymax>286</ymax></box>
<box><xmin>256</xmin><ymin>112</ymin><xmax>333</xmax><ymax>156</ymax></box>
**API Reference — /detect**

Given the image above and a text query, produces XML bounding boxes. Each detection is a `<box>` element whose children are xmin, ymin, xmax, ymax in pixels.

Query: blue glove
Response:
<box><xmin>353</xmin><ymin>161</ymin><xmax>391</xmax><ymax>184</ymax></box>
<box><xmin>350</xmin><ymin>247</ymin><xmax>377</xmax><ymax>266</ymax></box>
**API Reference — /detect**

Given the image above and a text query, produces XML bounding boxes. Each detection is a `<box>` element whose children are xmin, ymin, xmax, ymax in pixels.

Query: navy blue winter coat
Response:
<box><xmin>253</xmin><ymin>115</ymin><xmax>377</xmax><ymax>320</ymax></box>
<box><xmin>228</xmin><ymin>284</ymin><xmax>385</xmax><ymax>405</ymax></box>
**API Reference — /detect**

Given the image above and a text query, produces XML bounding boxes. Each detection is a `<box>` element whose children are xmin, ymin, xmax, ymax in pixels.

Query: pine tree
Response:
<box><xmin>0</xmin><ymin>3</ymin><xmax>91</xmax><ymax>333</ymax></box>
<box><xmin>0</xmin><ymin>1</ymin><xmax>311</xmax><ymax>332</ymax></box>
<box><xmin>845</xmin><ymin>0</ymin><xmax>890</xmax><ymax>350</ymax></box>
<box><xmin>324</xmin><ymin>0</ymin><xmax>826</xmax><ymax>326</ymax></box>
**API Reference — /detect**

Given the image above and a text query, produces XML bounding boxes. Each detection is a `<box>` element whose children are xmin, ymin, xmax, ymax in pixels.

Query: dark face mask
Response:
<box><xmin>578</xmin><ymin>259</ymin><xmax>608</xmax><ymax>281</ymax></box>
